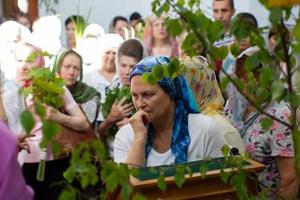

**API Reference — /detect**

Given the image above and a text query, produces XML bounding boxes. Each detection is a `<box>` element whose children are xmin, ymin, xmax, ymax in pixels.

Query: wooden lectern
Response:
<box><xmin>128</xmin><ymin>158</ymin><xmax>264</xmax><ymax>200</ymax></box>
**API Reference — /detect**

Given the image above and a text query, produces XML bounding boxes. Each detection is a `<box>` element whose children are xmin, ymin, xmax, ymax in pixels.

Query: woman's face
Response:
<box><xmin>59</xmin><ymin>53</ymin><xmax>81</xmax><ymax>86</ymax></box>
<box><xmin>66</xmin><ymin>21</ymin><xmax>76</xmax><ymax>47</ymax></box>
<box><xmin>102</xmin><ymin>48</ymin><xmax>117</xmax><ymax>71</ymax></box>
<box><xmin>119</xmin><ymin>55</ymin><xmax>138</xmax><ymax>86</ymax></box>
<box><xmin>131</xmin><ymin>75</ymin><xmax>173</xmax><ymax>121</ymax></box>
<box><xmin>16</xmin><ymin>45</ymin><xmax>38</xmax><ymax>81</ymax></box>
<box><xmin>152</xmin><ymin>18</ymin><xmax>168</xmax><ymax>40</ymax></box>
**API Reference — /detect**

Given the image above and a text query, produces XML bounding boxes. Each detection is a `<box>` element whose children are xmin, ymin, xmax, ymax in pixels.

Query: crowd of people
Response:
<box><xmin>0</xmin><ymin>0</ymin><xmax>298</xmax><ymax>199</ymax></box>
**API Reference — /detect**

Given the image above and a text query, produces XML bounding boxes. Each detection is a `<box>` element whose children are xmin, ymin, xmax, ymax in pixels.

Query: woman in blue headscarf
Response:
<box><xmin>114</xmin><ymin>56</ymin><xmax>225</xmax><ymax>167</ymax></box>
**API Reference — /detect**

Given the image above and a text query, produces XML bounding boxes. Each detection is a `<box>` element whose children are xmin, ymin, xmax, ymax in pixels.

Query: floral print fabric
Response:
<box><xmin>242</xmin><ymin>102</ymin><xmax>294</xmax><ymax>193</ymax></box>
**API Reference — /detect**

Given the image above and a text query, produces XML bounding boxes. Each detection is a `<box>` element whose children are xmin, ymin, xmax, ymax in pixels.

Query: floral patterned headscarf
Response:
<box><xmin>182</xmin><ymin>56</ymin><xmax>225</xmax><ymax>116</ymax></box>
<box><xmin>130</xmin><ymin>56</ymin><xmax>199</xmax><ymax>164</ymax></box>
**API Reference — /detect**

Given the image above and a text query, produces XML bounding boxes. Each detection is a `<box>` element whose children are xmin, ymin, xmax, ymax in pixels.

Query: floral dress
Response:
<box><xmin>241</xmin><ymin>102</ymin><xmax>294</xmax><ymax>195</ymax></box>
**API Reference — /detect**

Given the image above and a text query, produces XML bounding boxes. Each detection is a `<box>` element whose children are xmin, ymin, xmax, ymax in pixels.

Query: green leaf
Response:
<box><xmin>121</xmin><ymin>183</ymin><xmax>132</xmax><ymax>200</ymax></box>
<box><xmin>269</xmin><ymin>8</ymin><xmax>282</xmax><ymax>24</ymax></box>
<box><xmin>293</xmin><ymin>130</ymin><xmax>300</xmax><ymax>173</ymax></box>
<box><xmin>251</xmin><ymin>33</ymin><xmax>265</xmax><ymax>48</ymax></box>
<box><xmin>20</xmin><ymin>110</ymin><xmax>35</xmax><ymax>134</ymax></box>
<box><xmin>292</xmin><ymin>42</ymin><xmax>300</xmax><ymax>53</ymax></box>
<box><xmin>147</xmin><ymin>74</ymin><xmax>157</xmax><ymax>85</ymax></box>
<box><xmin>186</xmin><ymin>166</ymin><xmax>193</xmax><ymax>178</ymax></box>
<box><xmin>58</xmin><ymin>188</ymin><xmax>76</xmax><ymax>200</ymax></box>
<box><xmin>157</xmin><ymin>173</ymin><xmax>167</xmax><ymax>191</ymax></box>
<box><xmin>174</xmin><ymin>165</ymin><xmax>185</xmax><ymax>188</ymax></box>
<box><xmin>188</xmin><ymin>0</ymin><xmax>198</xmax><ymax>9</ymax></box>
<box><xmin>156</xmin><ymin>3</ymin><xmax>169</xmax><ymax>16</ymax></box>
<box><xmin>290</xmin><ymin>93</ymin><xmax>300</xmax><ymax>108</ymax></box>
<box><xmin>220</xmin><ymin>169</ymin><xmax>230</xmax><ymax>183</ymax></box>
<box><xmin>42</xmin><ymin>120</ymin><xmax>61</xmax><ymax>141</ymax></box>
<box><xmin>218</xmin><ymin>46</ymin><xmax>229</xmax><ymax>60</ymax></box>
<box><xmin>151</xmin><ymin>0</ymin><xmax>160</xmax><ymax>13</ymax></box>
<box><xmin>177</xmin><ymin>0</ymin><xmax>185</xmax><ymax>7</ymax></box>
<box><xmin>207</xmin><ymin>21</ymin><xmax>224</xmax><ymax>43</ymax></box>
<box><xmin>199</xmin><ymin>163</ymin><xmax>208</xmax><ymax>179</ymax></box>
<box><xmin>181</xmin><ymin>32</ymin><xmax>199</xmax><ymax>58</ymax></box>
<box><xmin>63</xmin><ymin>167</ymin><xmax>77</xmax><ymax>183</ymax></box>
<box><xmin>209</xmin><ymin>46</ymin><xmax>228</xmax><ymax>60</ymax></box>
<box><xmin>271</xmin><ymin>81</ymin><xmax>285</xmax><ymax>101</ymax></box>
<box><xmin>244</xmin><ymin>54</ymin><xmax>260</xmax><ymax>72</ymax></box>
<box><xmin>51</xmin><ymin>141</ymin><xmax>61</xmax><ymax>157</ymax></box>
<box><xmin>197</xmin><ymin>13</ymin><xmax>210</xmax><ymax>31</ymax></box>
<box><xmin>103</xmin><ymin>173</ymin><xmax>119</xmax><ymax>191</ymax></box>
<box><xmin>133</xmin><ymin>193</ymin><xmax>147</xmax><ymax>200</ymax></box>
<box><xmin>166</xmin><ymin>19</ymin><xmax>183</xmax><ymax>37</ymax></box>
<box><xmin>153</xmin><ymin>65</ymin><xmax>164</xmax><ymax>80</ymax></box>
<box><xmin>34</xmin><ymin>103</ymin><xmax>46</xmax><ymax>118</ymax></box>
<box><xmin>261</xmin><ymin>118</ymin><xmax>273</xmax><ymax>130</ymax></box>
<box><xmin>230</xmin><ymin>43</ymin><xmax>240</xmax><ymax>57</ymax></box>
<box><xmin>259</xmin><ymin>67</ymin><xmax>275</xmax><ymax>87</ymax></box>
<box><xmin>294</xmin><ymin>22</ymin><xmax>300</xmax><ymax>43</ymax></box>
<box><xmin>220</xmin><ymin>76</ymin><xmax>230</xmax><ymax>92</ymax></box>
<box><xmin>221</xmin><ymin>144</ymin><xmax>230</xmax><ymax>156</ymax></box>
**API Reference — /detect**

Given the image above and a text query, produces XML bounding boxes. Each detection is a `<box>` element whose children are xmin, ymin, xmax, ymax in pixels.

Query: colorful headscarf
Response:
<box><xmin>182</xmin><ymin>56</ymin><xmax>225</xmax><ymax>116</ymax></box>
<box><xmin>130</xmin><ymin>56</ymin><xmax>199</xmax><ymax>164</ymax></box>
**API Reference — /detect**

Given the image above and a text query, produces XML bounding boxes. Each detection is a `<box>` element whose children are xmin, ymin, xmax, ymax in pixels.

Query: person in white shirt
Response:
<box><xmin>114</xmin><ymin>56</ymin><xmax>225</xmax><ymax>167</ymax></box>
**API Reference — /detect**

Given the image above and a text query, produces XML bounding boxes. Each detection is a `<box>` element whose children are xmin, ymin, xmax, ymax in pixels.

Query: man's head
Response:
<box><xmin>212</xmin><ymin>0</ymin><xmax>235</xmax><ymax>32</ymax></box>
<box><xmin>112</xmin><ymin>16</ymin><xmax>128</xmax><ymax>38</ymax></box>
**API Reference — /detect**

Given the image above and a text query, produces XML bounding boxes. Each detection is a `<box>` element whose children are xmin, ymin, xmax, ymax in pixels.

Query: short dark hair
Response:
<box><xmin>129</xmin><ymin>12</ymin><xmax>142</xmax><ymax>22</ymax></box>
<box><xmin>214</xmin><ymin>0</ymin><xmax>235</xmax><ymax>10</ymax></box>
<box><xmin>65</xmin><ymin>15</ymin><xmax>85</xmax><ymax>27</ymax></box>
<box><xmin>112</xmin><ymin>16</ymin><xmax>128</xmax><ymax>28</ymax></box>
<box><xmin>118</xmin><ymin>39</ymin><xmax>144</xmax><ymax>62</ymax></box>
<box><xmin>234</xmin><ymin>12</ymin><xmax>258</xmax><ymax>29</ymax></box>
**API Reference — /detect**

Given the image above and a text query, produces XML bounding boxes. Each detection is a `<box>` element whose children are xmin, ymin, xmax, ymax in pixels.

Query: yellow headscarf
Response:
<box><xmin>182</xmin><ymin>56</ymin><xmax>225</xmax><ymax>116</ymax></box>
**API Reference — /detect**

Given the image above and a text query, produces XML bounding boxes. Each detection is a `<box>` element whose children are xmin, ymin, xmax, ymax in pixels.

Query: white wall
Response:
<box><xmin>39</xmin><ymin>0</ymin><xmax>152</xmax><ymax>44</ymax></box>
<box><xmin>38</xmin><ymin>0</ymin><xmax>298</xmax><ymax>44</ymax></box>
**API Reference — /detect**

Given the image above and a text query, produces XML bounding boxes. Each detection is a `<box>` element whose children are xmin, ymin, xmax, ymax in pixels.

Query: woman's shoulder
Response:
<box><xmin>188</xmin><ymin>113</ymin><xmax>214</xmax><ymax>125</ymax></box>
<box><xmin>188</xmin><ymin>113</ymin><xmax>219</xmax><ymax>134</ymax></box>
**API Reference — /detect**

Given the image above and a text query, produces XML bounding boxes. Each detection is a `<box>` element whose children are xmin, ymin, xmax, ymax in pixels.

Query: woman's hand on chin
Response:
<box><xmin>129</xmin><ymin>110</ymin><xmax>150</xmax><ymax>142</ymax></box>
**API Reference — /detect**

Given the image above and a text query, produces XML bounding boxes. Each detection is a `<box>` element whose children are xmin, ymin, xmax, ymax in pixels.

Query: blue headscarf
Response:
<box><xmin>130</xmin><ymin>56</ymin><xmax>199</xmax><ymax>164</ymax></box>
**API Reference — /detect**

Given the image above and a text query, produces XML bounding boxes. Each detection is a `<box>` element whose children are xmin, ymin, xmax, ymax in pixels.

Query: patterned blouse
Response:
<box><xmin>241</xmin><ymin>102</ymin><xmax>294</xmax><ymax>195</ymax></box>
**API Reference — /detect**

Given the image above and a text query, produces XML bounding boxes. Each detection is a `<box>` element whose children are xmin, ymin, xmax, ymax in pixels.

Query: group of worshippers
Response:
<box><xmin>0</xmin><ymin>0</ymin><xmax>298</xmax><ymax>199</ymax></box>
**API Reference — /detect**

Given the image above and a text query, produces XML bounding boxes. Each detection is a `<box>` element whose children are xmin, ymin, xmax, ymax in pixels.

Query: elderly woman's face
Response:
<box><xmin>60</xmin><ymin>53</ymin><xmax>81</xmax><ymax>86</ymax></box>
<box><xmin>131</xmin><ymin>75</ymin><xmax>173</xmax><ymax>121</ymax></box>
<box><xmin>102</xmin><ymin>47</ymin><xmax>116</xmax><ymax>71</ymax></box>
<box><xmin>16</xmin><ymin>45</ymin><xmax>38</xmax><ymax>81</ymax></box>
<box><xmin>152</xmin><ymin>18</ymin><xmax>168</xmax><ymax>40</ymax></box>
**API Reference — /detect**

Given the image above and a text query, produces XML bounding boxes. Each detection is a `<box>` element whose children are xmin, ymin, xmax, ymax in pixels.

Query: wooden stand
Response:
<box><xmin>128</xmin><ymin>159</ymin><xmax>264</xmax><ymax>200</ymax></box>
